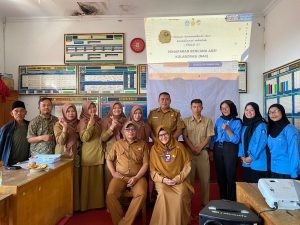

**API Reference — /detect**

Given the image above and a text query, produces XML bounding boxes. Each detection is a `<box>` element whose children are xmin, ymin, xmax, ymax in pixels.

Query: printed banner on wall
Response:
<box><xmin>147</xmin><ymin>61</ymin><xmax>239</xmax><ymax>123</ymax></box>
<box><xmin>145</xmin><ymin>14</ymin><xmax>252</xmax><ymax>63</ymax></box>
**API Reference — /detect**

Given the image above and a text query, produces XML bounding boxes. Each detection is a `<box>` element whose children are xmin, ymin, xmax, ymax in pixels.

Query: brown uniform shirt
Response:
<box><xmin>183</xmin><ymin>115</ymin><xmax>215</xmax><ymax>148</ymax></box>
<box><xmin>147</xmin><ymin>107</ymin><xmax>185</xmax><ymax>137</ymax></box>
<box><xmin>107</xmin><ymin>139</ymin><xmax>149</xmax><ymax>177</ymax></box>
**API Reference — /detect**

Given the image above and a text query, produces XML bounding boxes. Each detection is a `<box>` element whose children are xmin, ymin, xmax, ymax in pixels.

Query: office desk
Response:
<box><xmin>0</xmin><ymin>159</ymin><xmax>73</xmax><ymax>225</ymax></box>
<box><xmin>236</xmin><ymin>182</ymin><xmax>300</xmax><ymax>225</ymax></box>
<box><xmin>0</xmin><ymin>194</ymin><xmax>11</xmax><ymax>225</ymax></box>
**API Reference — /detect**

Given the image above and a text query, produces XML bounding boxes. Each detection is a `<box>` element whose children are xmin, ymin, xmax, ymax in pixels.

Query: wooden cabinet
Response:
<box><xmin>0</xmin><ymin>91</ymin><xmax>18</xmax><ymax>128</ymax></box>
<box><xmin>0</xmin><ymin>159</ymin><xmax>73</xmax><ymax>225</ymax></box>
<box><xmin>0</xmin><ymin>194</ymin><xmax>11</xmax><ymax>225</ymax></box>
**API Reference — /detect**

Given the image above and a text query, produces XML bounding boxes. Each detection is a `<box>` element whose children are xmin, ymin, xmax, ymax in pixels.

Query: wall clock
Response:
<box><xmin>130</xmin><ymin>38</ymin><xmax>145</xmax><ymax>53</ymax></box>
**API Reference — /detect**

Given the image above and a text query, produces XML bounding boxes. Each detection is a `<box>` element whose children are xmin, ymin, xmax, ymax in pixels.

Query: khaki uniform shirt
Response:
<box><xmin>27</xmin><ymin>114</ymin><xmax>58</xmax><ymax>156</ymax></box>
<box><xmin>183</xmin><ymin>115</ymin><xmax>215</xmax><ymax>148</ymax></box>
<box><xmin>147</xmin><ymin>107</ymin><xmax>185</xmax><ymax>137</ymax></box>
<box><xmin>107</xmin><ymin>139</ymin><xmax>149</xmax><ymax>177</ymax></box>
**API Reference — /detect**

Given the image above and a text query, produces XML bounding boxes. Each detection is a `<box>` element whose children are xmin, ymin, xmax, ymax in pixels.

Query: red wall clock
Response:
<box><xmin>130</xmin><ymin>38</ymin><xmax>145</xmax><ymax>53</ymax></box>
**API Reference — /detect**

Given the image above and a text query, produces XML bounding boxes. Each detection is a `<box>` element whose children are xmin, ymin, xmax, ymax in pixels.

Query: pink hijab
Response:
<box><xmin>101</xmin><ymin>101</ymin><xmax>127</xmax><ymax>140</ymax></box>
<box><xmin>61</xmin><ymin>103</ymin><xmax>79</xmax><ymax>157</ymax></box>
<box><xmin>129</xmin><ymin>105</ymin><xmax>151</xmax><ymax>141</ymax></box>
<box><xmin>78</xmin><ymin>101</ymin><xmax>102</xmax><ymax>133</ymax></box>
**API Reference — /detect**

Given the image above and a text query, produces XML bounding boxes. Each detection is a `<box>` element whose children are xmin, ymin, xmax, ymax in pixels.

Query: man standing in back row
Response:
<box><xmin>27</xmin><ymin>97</ymin><xmax>58</xmax><ymax>156</ymax></box>
<box><xmin>183</xmin><ymin>99</ymin><xmax>215</xmax><ymax>206</ymax></box>
<box><xmin>147</xmin><ymin>92</ymin><xmax>185</xmax><ymax>140</ymax></box>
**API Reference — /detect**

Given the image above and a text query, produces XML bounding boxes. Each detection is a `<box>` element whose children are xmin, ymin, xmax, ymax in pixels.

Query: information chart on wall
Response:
<box><xmin>19</xmin><ymin>65</ymin><xmax>77</xmax><ymax>94</ymax></box>
<box><xmin>45</xmin><ymin>96</ymin><xmax>99</xmax><ymax>118</ymax></box>
<box><xmin>264</xmin><ymin>59</ymin><xmax>300</xmax><ymax>129</ymax></box>
<box><xmin>138</xmin><ymin>64</ymin><xmax>147</xmax><ymax>94</ymax></box>
<box><xmin>100</xmin><ymin>96</ymin><xmax>147</xmax><ymax>121</ymax></box>
<box><xmin>79</xmin><ymin>65</ymin><xmax>138</xmax><ymax>94</ymax></box>
<box><xmin>64</xmin><ymin>33</ymin><xmax>124</xmax><ymax>64</ymax></box>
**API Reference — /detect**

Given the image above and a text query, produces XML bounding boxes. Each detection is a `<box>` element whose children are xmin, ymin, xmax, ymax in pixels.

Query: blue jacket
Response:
<box><xmin>211</xmin><ymin>117</ymin><xmax>242</xmax><ymax>146</ymax></box>
<box><xmin>267</xmin><ymin>124</ymin><xmax>300</xmax><ymax>178</ymax></box>
<box><xmin>0</xmin><ymin>120</ymin><xmax>30</xmax><ymax>166</ymax></box>
<box><xmin>238</xmin><ymin>123</ymin><xmax>267</xmax><ymax>171</ymax></box>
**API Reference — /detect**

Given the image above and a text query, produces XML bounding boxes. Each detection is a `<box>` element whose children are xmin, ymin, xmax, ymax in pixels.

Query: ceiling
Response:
<box><xmin>0</xmin><ymin>0</ymin><xmax>278</xmax><ymax>18</ymax></box>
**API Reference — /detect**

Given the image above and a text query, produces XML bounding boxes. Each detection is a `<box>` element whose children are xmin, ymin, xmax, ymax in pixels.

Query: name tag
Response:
<box><xmin>165</xmin><ymin>154</ymin><xmax>171</xmax><ymax>162</ymax></box>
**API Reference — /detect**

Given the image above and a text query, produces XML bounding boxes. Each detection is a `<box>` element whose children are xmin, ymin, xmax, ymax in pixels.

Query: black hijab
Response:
<box><xmin>267</xmin><ymin>104</ymin><xmax>290</xmax><ymax>138</ymax></box>
<box><xmin>220</xmin><ymin>100</ymin><xmax>239</xmax><ymax>120</ymax></box>
<box><xmin>243</xmin><ymin>102</ymin><xmax>266</xmax><ymax>157</ymax></box>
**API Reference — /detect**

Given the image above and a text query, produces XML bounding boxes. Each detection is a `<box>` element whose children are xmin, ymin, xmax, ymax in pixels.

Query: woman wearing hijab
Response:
<box><xmin>129</xmin><ymin>106</ymin><xmax>151</xmax><ymax>142</ymax></box>
<box><xmin>78</xmin><ymin>101</ymin><xmax>105</xmax><ymax>211</ymax></box>
<box><xmin>54</xmin><ymin>103</ymin><xmax>81</xmax><ymax>211</ymax></box>
<box><xmin>212</xmin><ymin>100</ymin><xmax>242</xmax><ymax>201</ymax></box>
<box><xmin>101</xmin><ymin>102</ymin><xmax>127</xmax><ymax>193</ymax></box>
<box><xmin>149</xmin><ymin>126</ymin><xmax>194</xmax><ymax>225</ymax></box>
<box><xmin>238</xmin><ymin>102</ymin><xmax>267</xmax><ymax>183</ymax></box>
<box><xmin>267</xmin><ymin>103</ymin><xmax>300</xmax><ymax>179</ymax></box>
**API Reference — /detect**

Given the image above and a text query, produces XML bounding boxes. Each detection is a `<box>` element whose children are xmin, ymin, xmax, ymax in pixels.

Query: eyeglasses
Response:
<box><xmin>158</xmin><ymin>133</ymin><xmax>169</xmax><ymax>138</ymax></box>
<box><xmin>125</xmin><ymin>128</ymin><xmax>136</xmax><ymax>132</ymax></box>
<box><xmin>268</xmin><ymin>109</ymin><xmax>280</xmax><ymax>115</ymax></box>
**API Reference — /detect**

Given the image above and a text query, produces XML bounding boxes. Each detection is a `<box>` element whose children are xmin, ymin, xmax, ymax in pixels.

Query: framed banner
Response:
<box><xmin>44</xmin><ymin>96</ymin><xmax>99</xmax><ymax>118</ymax></box>
<box><xmin>19</xmin><ymin>65</ymin><xmax>77</xmax><ymax>95</ymax></box>
<box><xmin>100</xmin><ymin>96</ymin><xmax>147</xmax><ymax>121</ymax></box>
<box><xmin>79</xmin><ymin>65</ymin><xmax>138</xmax><ymax>94</ymax></box>
<box><xmin>64</xmin><ymin>33</ymin><xmax>124</xmax><ymax>64</ymax></box>
<box><xmin>138</xmin><ymin>64</ymin><xmax>147</xmax><ymax>94</ymax></box>
<box><xmin>238</xmin><ymin>62</ymin><xmax>247</xmax><ymax>93</ymax></box>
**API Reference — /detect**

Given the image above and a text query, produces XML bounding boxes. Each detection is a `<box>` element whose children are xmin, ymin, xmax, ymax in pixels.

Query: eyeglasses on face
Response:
<box><xmin>125</xmin><ymin>128</ymin><xmax>136</xmax><ymax>132</ymax></box>
<box><xmin>158</xmin><ymin>132</ymin><xmax>169</xmax><ymax>138</ymax></box>
<box><xmin>268</xmin><ymin>109</ymin><xmax>280</xmax><ymax>115</ymax></box>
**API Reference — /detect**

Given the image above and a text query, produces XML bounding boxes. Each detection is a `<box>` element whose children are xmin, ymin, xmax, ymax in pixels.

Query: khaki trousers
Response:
<box><xmin>106</xmin><ymin>177</ymin><xmax>147</xmax><ymax>225</ymax></box>
<box><xmin>189</xmin><ymin>149</ymin><xmax>210</xmax><ymax>205</ymax></box>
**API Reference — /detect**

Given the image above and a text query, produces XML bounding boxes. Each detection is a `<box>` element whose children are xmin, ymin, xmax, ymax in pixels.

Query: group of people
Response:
<box><xmin>0</xmin><ymin>92</ymin><xmax>299</xmax><ymax>225</ymax></box>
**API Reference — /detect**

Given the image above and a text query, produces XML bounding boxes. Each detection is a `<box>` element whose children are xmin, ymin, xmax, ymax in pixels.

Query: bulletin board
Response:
<box><xmin>138</xmin><ymin>64</ymin><xmax>147</xmax><ymax>94</ymax></box>
<box><xmin>44</xmin><ymin>96</ymin><xmax>99</xmax><ymax>118</ymax></box>
<box><xmin>100</xmin><ymin>96</ymin><xmax>147</xmax><ymax>121</ymax></box>
<box><xmin>19</xmin><ymin>65</ymin><xmax>77</xmax><ymax>95</ymax></box>
<box><xmin>64</xmin><ymin>33</ymin><xmax>124</xmax><ymax>64</ymax></box>
<box><xmin>263</xmin><ymin>59</ymin><xmax>300</xmax><ymax>130</ymax></box>
<box><xmin>238</xmin><ymin>62</ymin><xmax>247</xmax><ymax>93</ymax></box>
<box><xmin>79</xmin><ymin>65</ymin><xmax>138</xmax><ymax>94</ymax></box>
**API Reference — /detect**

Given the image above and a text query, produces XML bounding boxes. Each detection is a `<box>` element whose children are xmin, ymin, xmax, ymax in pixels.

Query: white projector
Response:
<box><xmin>258</xmin><ymin>178</ymin><xmax>300</xmax><ymax>210</ymax></box>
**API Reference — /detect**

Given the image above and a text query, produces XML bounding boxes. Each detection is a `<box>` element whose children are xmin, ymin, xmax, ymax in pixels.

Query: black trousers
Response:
<box><xmin>242</xmin><ymin>167</ymin><xmax>267</xmax><ymax>183</ymax></box>
<box><xmin>214</xmin><ymin>142</ymin><xmax>238</xmax><ymax>201</ymax></box>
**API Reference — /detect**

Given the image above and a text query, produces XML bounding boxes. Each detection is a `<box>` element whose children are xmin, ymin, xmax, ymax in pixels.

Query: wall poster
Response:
<box><xmin>19</xmin><ymin>65</ymin><xmax>77</xmax><ymax>94</ymax></box>
<box><xmin>64</xmin><ymin>33</ymin><xmax>124</xmax><ymax>64</ymax></box>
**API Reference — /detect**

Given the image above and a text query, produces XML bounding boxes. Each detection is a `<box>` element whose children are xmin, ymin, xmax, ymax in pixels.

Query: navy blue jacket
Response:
<box><xmin>0</xmin><ymin>120</ymin><xmax>30</xmax><ymax>166</ymax></box>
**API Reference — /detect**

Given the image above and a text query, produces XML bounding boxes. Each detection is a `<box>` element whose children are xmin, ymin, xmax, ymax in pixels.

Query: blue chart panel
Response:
<box><xmin>19</xmin><ymin>65</ymin><xmax>77</xmax><ymax>94</ymax></box>
<box><xmin>101</xmin><ymin>96</ymin><xmax>147</xmax><ymax>121</ymax></box>
<box><xmin>79</xmin><ymin>65</ymin><xmax>137</xmax><ymax>94</ymax></box>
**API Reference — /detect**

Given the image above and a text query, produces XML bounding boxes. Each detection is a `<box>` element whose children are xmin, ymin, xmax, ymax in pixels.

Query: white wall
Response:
<box><xmin>5</xmin><ymin>16</ymin><xmax>146</xmax><ymax>119</ymax></box>
<box><xmin>4</xmin><ymin>15</ymin><xmax>265</xmax><ymax>119</ymax></box>
<box><xmin>264</xmin><ymin>0</ymin><xmax>300</xmax><ymax>71</ymax></box>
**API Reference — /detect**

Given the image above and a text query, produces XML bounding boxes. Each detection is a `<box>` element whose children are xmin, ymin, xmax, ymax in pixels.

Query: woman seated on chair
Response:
<box><xmin>149</xmin><ymin>126</ymin><xmax>194</xmax><ymax>225</ymax></box>
<box><xmin>106</xmin><ymin>121</ymin><xmax>149</xmax><ymax>225</ymax></box>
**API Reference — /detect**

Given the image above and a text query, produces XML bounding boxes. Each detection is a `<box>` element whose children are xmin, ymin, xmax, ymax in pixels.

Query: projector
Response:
<box><xmin>258</xmin><ymin>178</ymin><xmax>300</xmax><ymax>210</ymax></box>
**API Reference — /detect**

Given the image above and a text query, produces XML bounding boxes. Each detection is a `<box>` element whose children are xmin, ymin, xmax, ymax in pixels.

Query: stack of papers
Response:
<box><xmin>34</xmin><ymin>154</ymin><xmax>61</xmax><ymax>164</ymax></box>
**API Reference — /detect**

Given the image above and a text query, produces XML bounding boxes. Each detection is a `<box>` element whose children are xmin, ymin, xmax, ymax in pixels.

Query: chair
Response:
<box><xmin>121</xmin><ymin>189</ymin><xmax>147</xmax><ymax>225</ymax></box>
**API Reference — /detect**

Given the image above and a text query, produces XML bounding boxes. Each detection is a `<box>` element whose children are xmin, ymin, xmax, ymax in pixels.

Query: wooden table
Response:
<box><xmin>0</xmin><ymin>194</ymin><xmax>12</xmax><ymax>225</ymax></box>
<box><xmin>0</xmin><ymin>159</ymin><xmax>73</xmax><ymax>225</ymax></box>
<box><xmin>236</xmin><ymin>182</ymin><xmax>300</xmax><ymax>225</ymax></box>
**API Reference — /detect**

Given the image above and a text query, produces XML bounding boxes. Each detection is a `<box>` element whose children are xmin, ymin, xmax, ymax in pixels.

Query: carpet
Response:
<box><xmin>57</xmin><ymin>182</ymin><xmax>220</xmax><ymax>225</ymax></box>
